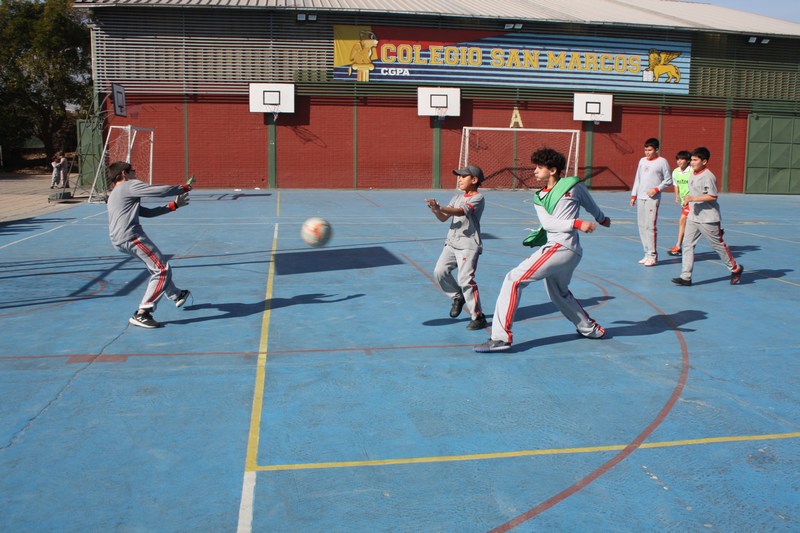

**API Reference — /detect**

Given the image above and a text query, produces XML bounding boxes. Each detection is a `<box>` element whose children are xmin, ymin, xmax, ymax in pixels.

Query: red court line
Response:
<box><xmin>0</xmin><ymin>344</ymin><xmax>477</xmax><ymax>364</ymax></box>
<box><xmin>0</xmin><ymin>351</ymin><xmax>259</xmax><ymax>363</ymax></box>
<box><xmin>490</xmin><ymin>273</ymin><xmax>690</xmax><ymax>532</ymax></box>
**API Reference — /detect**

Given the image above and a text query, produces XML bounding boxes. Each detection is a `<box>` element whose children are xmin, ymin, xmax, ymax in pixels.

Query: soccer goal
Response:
<box><xmin>458</xmin><ymin>127</ymin><xmax>580</xmax><ymax>189</ymax></box>
<box><xmin>88</xmin><ymin>125</ymin><xmax>154</xmax><ymax>203</ymax></box>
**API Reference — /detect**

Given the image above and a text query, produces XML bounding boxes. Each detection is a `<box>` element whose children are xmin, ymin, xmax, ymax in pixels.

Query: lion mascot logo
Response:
<box><xmin>647</xmin><ymin>49</ymin><xmax>681</xmax><ymax>83</ymax></box>
<box><xmin>349</xmin><ymin>30</ymin><xmax>379</xmax><ymax>82</ymax></box>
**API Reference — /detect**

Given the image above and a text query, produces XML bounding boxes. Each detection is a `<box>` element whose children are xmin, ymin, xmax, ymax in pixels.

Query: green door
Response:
<box><xmin>745</xmin><ymin>115</ymin><xmax>800</xmax><ymax>194</ymax></box>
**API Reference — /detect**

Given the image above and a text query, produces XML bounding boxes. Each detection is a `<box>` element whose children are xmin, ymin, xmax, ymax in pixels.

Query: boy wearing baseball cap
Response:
<box><xmin>425</xmin><ymin>165</ymin><xmax>487</xmax><ymax>330</ymax></box>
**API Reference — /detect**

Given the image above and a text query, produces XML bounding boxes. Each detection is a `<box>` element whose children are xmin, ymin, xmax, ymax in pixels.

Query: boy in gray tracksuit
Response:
<box><xmin>671</xmin><ymin>147</ymin><xmax>743</xmax><ymax>286</ymax></box>
<box><xmin>630</xmin><ymin>138</ymin><xmax>672</xmax><ymax>266</ymax></box>
<box><xmin>475</xmin><ymin>148</ymin><xmax>610</xmax><ymax>352</ymax></box>
<box><xmin>426</xmin><ymin>165</ymin><xmax>486</xmax><ymax>331</ymax></box>
<box><xmin>106</xmin><ymin>161</ymin><xmax>194</xmax><ymax>328</ymax></box>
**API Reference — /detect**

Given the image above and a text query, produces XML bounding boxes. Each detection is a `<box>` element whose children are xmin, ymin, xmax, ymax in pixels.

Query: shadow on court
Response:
<box><xmin>172</xmin><ymin>293</ymin><xmax>366</xmax><ymax>324</ymax></box>
<box><xmin>274</xmin><ymin>245</ymin><xmax>403</xmax><ymax>275</ymax></box>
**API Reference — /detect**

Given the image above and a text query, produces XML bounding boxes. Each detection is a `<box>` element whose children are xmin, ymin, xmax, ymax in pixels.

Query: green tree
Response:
<box><xmin>0</xmin><ymin>0</ymin><xmax>92</xmax><ymax>160</ymax></box>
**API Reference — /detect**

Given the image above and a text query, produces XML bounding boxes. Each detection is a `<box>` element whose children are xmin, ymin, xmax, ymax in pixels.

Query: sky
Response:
<box><xmin>695</xmin><ymin>0</ymin><xmax>800</xmax><ymax>24</ymax></box>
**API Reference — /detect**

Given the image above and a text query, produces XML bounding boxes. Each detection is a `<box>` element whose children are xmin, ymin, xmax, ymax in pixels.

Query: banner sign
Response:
<box><xmin>333</xmin><ymin>25</ymin><xmax>691</xmax><ymax>94</ymax></box>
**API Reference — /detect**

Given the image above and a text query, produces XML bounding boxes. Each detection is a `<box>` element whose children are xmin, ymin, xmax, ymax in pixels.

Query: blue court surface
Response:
<box><xmin>1</xmin><ymin>189</ymin><xmax>798</xmax><ymax>532</ymax></box>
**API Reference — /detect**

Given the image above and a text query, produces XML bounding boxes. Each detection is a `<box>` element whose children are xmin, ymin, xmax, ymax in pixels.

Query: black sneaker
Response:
<box><xmin>667</xmin><ymin>246</ymin><xmax>682</xmax><ymax>256</ymax></box>
<box><xmin>474</xmin><ymin>338</ymin><xmax>511</xmax><ymax>353</ymax></box>
<box><xmin>466</xmin><ymin>314</ymin><xmax>487</xmax><ymax>330</ymax></box>
<box><xmin>671</xmin><ymin>277</ymin><xmax>692</xmax><ymax>287</ymax></box>
<box><xmin>129</xmin><ymin>309</ymin><xmax>161</xmax><ymax>329</ymax></box>
<box><xmin>730</xmin><ymin>265</ymin><xmax>743</xmax><ymax>285</ymax></box>
<box><xmin>175</xmin><ymin>289</ymin><xmax>191</xmax><ymax>308</ymax></box>
<box><xmin>449</xmin><ymin>295</ymin><xmax>465</xmax><ymax>318</ymax></box>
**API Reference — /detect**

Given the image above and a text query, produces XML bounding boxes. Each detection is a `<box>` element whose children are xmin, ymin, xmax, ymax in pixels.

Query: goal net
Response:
<box><xmin>458</xmin><ymin>127</ymin><xmax>580</xmax><ymax>189</ymax></box>
<box><xmin>89</xmin><ymin>125</ymin><xmax>154</xmax><ymax>203</ymax></box>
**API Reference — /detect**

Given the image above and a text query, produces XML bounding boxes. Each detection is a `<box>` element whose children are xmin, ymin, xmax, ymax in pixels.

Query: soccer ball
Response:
<box><xmin>300</xmin><ymin>217</ymin><xmax>332</xmax><ymax>247</ymax></box>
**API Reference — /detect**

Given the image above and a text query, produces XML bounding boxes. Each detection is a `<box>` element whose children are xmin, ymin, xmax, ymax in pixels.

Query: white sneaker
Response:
<box><xmin>643</xmin><ymin>258</ymin><xmax>657</xmax><ymax>267</ymax></box>
<box><xmin>578</xmin><ymin>323</ymin><xmax>606</xmax><ymax>339</ymax></box>
<box><xmin>175</xmin><ymin>289</ymin><xmax>191</xmax><ymax>308</ymax></box>
<box><xmin>638</xmin><ymin>257</ymin><xmax>647</xmax><ymax>264</ymax></box>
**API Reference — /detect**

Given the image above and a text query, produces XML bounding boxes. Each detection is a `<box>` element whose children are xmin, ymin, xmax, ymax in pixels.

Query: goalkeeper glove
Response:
<box><xmin>169</xmin><ymin>192</ymin><xmax>190</xmax><ymax>211</ymax></box>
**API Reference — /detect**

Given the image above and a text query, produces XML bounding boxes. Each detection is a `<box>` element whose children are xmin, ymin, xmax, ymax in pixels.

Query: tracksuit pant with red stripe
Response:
<box><xmin>116</xmin><ymin>232</ymin><xmax>180</xmax><ymax>311</ymax></box>
<box><xmin>490</xmin><ymin>243</ymin><xmax>601</xmax><ymax>345</ymax></box>
<box><xmin>678</xmin><ymin>220</ymin><xmax>738</xmax><ymax>281</ymax></box>
<box><xmin>434</xmin><ymin>244</ymin><xmax>482</xmax><ymax>320</ymax></box>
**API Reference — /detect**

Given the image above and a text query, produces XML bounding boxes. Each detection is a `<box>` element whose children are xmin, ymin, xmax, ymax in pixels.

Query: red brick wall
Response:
<box><xmin>106</xmin><ymin>95</ymin><xmax>749</xmax><ymax>192</ymax></box>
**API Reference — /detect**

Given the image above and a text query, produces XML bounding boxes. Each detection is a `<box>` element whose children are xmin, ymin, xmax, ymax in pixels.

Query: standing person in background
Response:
<box><xmin>667</xmin><ymin>150</ymin><xmax>693</xmax><ymax>256</ymax></box>
<box><xmin>50</xmin><ymin>152</ymin><xmax>66</xmax><ymax>189</ymax></box>
<box><xmin>630</xmin><ymin>138</ymin><xmax>672</xmax><ymax>266</ymax></box>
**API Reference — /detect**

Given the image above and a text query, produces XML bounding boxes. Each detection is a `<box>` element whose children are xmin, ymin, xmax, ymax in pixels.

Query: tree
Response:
<box><xmin>0</xmin><ymin>0</ymin><xmax>92</xmax><ymax>161</ymax></box>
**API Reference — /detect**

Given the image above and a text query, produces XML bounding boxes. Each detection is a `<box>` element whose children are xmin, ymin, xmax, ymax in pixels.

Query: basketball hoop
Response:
<box><xmin>435</xmin><ymin>107</ymin><xmax>448</xmax><ymax>121</ymax></box>
<box><xmin>588</xmin><ymin>114</ymin><xmax>601</xmax><ymax>126</ymax></box>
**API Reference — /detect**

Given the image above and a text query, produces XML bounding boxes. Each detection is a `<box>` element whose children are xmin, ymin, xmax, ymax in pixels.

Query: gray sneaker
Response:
<box><xmin>129</xmin><ymin>309</ymin><xmax>161</xmax><ymax>329</ymax></box>
<box><xmin>474</xmin><ymin>338</ymin><xmax>511</xmax><ymax>353</ymax></box>
<box><xmin>175</xmin><ymin>289</ymin><xmax>191</xmax><ymax>308</ymax></box>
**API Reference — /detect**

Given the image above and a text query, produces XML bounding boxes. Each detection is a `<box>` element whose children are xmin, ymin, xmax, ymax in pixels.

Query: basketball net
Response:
<box><xmin>435</xmin><ymin>107</ymin><xmax>447</xmax><ymax>121</ymax></box>
<box><xmin>267</xmin><ymin>104</ymin><xmax>280</xmax><ymax>123</ymax></box>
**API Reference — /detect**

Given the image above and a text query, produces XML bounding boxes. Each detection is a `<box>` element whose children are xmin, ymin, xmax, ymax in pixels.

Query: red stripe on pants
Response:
<box><xmin>133</xmin><ymin>237</ymin><xmax>167</xmax><ymax>305</ymax></box>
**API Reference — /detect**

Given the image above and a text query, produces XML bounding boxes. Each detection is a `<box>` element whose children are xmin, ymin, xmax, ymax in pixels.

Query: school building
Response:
<box><xmin>73</xmin><ymin>0</ymin><xmax>800</xmax><ymax>193</ymax></box>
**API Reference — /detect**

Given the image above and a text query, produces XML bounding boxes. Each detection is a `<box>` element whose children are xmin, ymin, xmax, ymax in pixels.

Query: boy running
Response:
<box><xmin>426</xmin><ymin>165</ymin><xmax>487</xmax><ymax>330</ymax></box>
<box><xmin>671</xmin><ymin>147</ymin><xmax>743</xmax><ymax>286</ymax></box>
<box><xmin>475</xmin><ymin>147</ymin><xmax>610</xmax><ymax>353</ymax></box>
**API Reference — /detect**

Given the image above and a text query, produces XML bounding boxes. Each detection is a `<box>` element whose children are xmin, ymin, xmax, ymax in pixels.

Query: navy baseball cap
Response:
<box><xmin>453</xmin><ymin>165</ymin><xmax>485</xmax><ymax>183</ymax></box>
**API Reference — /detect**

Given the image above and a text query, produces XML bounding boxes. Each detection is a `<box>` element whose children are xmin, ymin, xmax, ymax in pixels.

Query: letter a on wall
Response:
<box><xmin>509</xmin><ymin>107</ymin><xmax>524</xmax><ymax>128</ymax></box>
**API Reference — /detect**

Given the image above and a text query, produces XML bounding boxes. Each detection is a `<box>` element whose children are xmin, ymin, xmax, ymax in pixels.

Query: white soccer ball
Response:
<box><xmin>300</xmin><ymin>217</ymin><xmax>332</xmax><ymax>247</ymax></box>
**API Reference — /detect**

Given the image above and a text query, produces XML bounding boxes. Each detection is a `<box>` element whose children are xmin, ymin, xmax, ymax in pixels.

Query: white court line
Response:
<box><xmin>237</xmin><ymin>222</ymin><xmax>279</xmax><ymax>533</ymax></box>
<box><xmin>0</xmin><ymin>224</ymin><xmax>68</xmax><ymax>250</ymax></box>
<box><xmin>237</xmin><ymin>471</ymin><xmax>256</xmax><ymax>533</ymax></box>
<box><xmin>0</xmin><ymin>210</ymin><xmax>106</xmax><ymax>250</ymax></box>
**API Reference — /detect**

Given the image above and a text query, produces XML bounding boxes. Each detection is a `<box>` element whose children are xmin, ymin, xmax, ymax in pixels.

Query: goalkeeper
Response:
<box><xmin>106</xmin><ymin>161</ymin><xmax>194</xmax><ymax>329</ymax></box>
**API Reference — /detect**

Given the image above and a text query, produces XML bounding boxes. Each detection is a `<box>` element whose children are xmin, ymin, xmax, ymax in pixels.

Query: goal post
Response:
<box><xmin>89</xmin><ymin>125</ymin><xmax>155</xmax><ymax>203</ymax></box>
<box><xmin>458</xmin><ymin>127</ymin><xmax>580</xmax><ymax>189</ymax></box>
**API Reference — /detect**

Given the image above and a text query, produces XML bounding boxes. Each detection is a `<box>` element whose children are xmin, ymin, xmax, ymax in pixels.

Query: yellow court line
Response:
<box><xmin>244</xmin><ymin>212</ymin><xmax>280</xmax><ymax>472</ymax></box>
<box><xmin>256</xmin><ymin>431</ymin><xmax>800</xmax><ymax>472</ymax></box>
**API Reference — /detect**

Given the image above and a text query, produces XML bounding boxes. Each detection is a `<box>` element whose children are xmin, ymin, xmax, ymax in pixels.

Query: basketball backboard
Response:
<box><xmin>111</xmin><ymin>83</ymin><xmax>127</xmax><ymax>117</ymax></box>
<box><xmin>418</xmin><ymin>87</ymin><xmax>461</xmax><ymax>118</ymax></box>
<box><xmin>249</xmin><ymin>83</ymin><xmax>295</xmax><ymax>114</ymax></box>
<box><xmin>573</xmin><ymin>93</ymin><xmax>613</xmax><ymax>123</ymax></box>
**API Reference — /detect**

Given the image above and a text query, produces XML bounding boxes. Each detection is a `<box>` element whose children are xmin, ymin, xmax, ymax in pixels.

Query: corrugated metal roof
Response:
<box><xmin>72</xmin><ymin>0</ymin><xmax>800</xmax><ymax>38</ymax></box>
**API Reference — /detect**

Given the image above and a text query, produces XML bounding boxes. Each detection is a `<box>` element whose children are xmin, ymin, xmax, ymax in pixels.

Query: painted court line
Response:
<box><xmin>237</xmin><ymin>222</ymin><xmax>279</xmax><ymax>533</ymax></box>
<box><xmin>0</xmin><ymin>224</ymin><xmax>68</xmax><ymax>250</ymax></box>
<box><xmin>253</xmin><ymin>431</ymin><xmax>800</xmax><ymax>472</ymax></box>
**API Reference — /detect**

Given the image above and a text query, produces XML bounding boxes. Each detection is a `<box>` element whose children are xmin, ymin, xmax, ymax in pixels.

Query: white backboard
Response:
<box><xmin>249</xmin><ymin>83</ymin><xmax>295</xmax><ymax>113</ymax></box>
<box><xmin>418</xmin><ymin>87</ymin><xmax>461</xmax><ymax>117</ymax></box>
<box><xmin>111</xmin><ymin>83</ymin><xmax>127</xmax><ymax>117</ymax></box>
<box><xmin>573</xmin><ymin>93</ymin><xmax>613</xmax><ymax>122</ymax></box>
